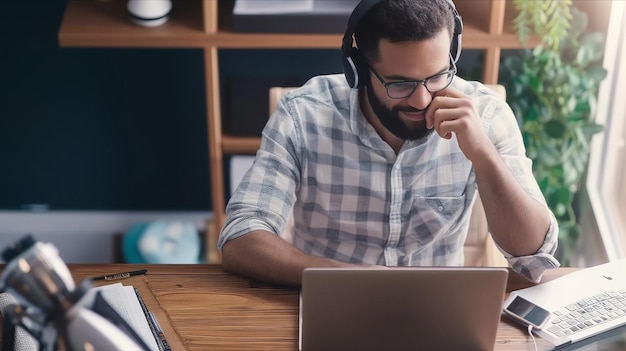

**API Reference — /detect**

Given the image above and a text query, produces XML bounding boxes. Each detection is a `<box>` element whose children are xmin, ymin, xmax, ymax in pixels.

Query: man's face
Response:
<box><xmin>365</xmin><ymin>30</ymin><xmax>453</xmax><ymax>141</ymax></box>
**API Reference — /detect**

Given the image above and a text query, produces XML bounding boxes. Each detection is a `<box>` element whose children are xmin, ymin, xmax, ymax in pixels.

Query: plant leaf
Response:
<box><xmin>587</xmin><ymin>66</ymin><xmax>608</xmax><ymax>83</ymax></box>
<box><xmin>578</xmin><ymin>33</ymin><xmax>606</xmax><ymax>64</ymax></box>
<box><xmin>580</xmin><ymin>123</ymin><xmax>604</xmax><ymax>138</ymax></box>
<box><xmin>545</xmin><ymin>120</ymin><xmax>567</xmax><ymax>138</ymax></box>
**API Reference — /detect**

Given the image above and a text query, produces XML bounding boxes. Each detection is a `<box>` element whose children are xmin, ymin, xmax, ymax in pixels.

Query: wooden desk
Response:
<box><xmin>59</xmin><ymin>264</ymin><xmax>577</xmax><ymax>351</ymax></box>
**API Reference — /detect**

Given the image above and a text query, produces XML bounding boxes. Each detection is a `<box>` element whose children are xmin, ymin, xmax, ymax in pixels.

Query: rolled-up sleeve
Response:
<box><xmin>218</xmin><ymin>95</ymin><xmax>301</xmax><ymax>251</ymax></box>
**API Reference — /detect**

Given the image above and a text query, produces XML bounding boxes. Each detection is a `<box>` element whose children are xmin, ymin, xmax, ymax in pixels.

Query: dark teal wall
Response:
<box><xmin>3</xmin><ymin>46</ymin><xmax>214</xmax><ymax>211</ymax></box>
<box><xmin>0</xmin><ymin>1</ymin><xmax>483</xmax><ymax>212</ymax></box>
<box><xmin>1</xmin><ymin>2</ymin><xmax>211</xmax><ymax>211</ymax></box>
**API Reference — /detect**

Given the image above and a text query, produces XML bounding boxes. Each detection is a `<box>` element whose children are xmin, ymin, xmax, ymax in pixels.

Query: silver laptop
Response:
<box><xmin>300</xmin><ymin>266</ymin><xmax>509</xmax><ymax>351</ymax></box>
<box><xmin>503</xmin><ymin>258</ymin><xmax>626</xmax><ymax>348</ymax></box>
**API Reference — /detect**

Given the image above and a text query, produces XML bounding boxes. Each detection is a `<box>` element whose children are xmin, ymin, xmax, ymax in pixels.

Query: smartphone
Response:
<box><xmin>503</xmin><ymin>295</ymin><xmax>552</xmax><ymax>330</ymax></box>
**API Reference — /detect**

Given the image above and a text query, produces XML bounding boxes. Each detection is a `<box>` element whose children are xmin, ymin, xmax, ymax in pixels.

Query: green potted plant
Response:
<box><xmin>499</xmin><ymin>2</ymin><xmax>607</xmax><ymax>264</ymax></box>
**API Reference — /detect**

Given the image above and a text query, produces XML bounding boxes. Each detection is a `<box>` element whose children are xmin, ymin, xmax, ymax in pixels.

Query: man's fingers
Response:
<box><xmin>426</xmin><ymin>88</ymin><xmax>458</xmax><ymax>128</ymax></box>
<box><xmin>433</xmin><ymin>111</ymin><xmax>456</xmax><ymax>139</ymax></box>
<box><xmin>437</xmin><ymin>120</ymin><xmax>455</xmax><ymax>139</ymax></box>
<box><xmin>435</xmin><ymin>85</ymin><xmax>462</xmax><ymax>98</ymax></box>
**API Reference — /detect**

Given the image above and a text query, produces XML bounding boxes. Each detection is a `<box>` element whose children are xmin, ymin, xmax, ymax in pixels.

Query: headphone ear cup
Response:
<box><xmin>449</xmin><ymin>0</ymin><xmax>463</xmax><ymax>63</ymax></box>
<box><xmin>351</xmin><ymin>49</ymin><xmax>369</xmax><ymax>88</ymax></box>
<box><xmin>342</xmin><ymin>48</ymin><xmax>369</xmax><ymax>88</ymax></box>
<box><xmin>341</xmin><ymin>50</ymin><xmax>359</xmax><ymax>88</ymax></box>
<box><xmin>450</xmin><ymin>34</ymin><xmax>461</xmax><ymax>63</ymax></box>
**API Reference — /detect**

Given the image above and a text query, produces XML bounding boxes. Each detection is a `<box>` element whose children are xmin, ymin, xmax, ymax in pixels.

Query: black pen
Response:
<box><xmin>92</xmin><ymin>269</ymin><xmax>147</xmax><ymax>281</ymax></box>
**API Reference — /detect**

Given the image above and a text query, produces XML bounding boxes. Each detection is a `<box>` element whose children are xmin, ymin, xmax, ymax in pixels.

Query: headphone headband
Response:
<box><xmin>341</xmin><ymin>0</ymin><xmax>382</xmax><ymax>53</ymax></box>
<box><xmin>341</xmin><ymin>0</ymin><xmax>463</xmax><ymax>88</ymax></box>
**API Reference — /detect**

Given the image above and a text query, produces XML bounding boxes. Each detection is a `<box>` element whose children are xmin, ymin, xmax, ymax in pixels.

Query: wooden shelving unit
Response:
<box><xmin>59</xmin><ymin>0</ymin><xmax>208</xmax><ymax>47</ymax></box>
<box><xmin>58</xmin><ymin>0</ymin><xmax>610</xmax><ymax>264</ymax></box>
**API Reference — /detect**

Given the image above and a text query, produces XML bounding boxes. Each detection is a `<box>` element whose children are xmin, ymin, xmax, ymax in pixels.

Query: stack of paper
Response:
<box><xmin>95</xmin><ymin>283</ymin><xmax>162</xmax><ymax>351</ymax></box>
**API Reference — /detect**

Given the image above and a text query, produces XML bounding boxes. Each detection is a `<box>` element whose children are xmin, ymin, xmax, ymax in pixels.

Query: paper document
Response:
<box><xmin>233</xmin><ymin>0</ymin><xmax>314</xmax><ymax>14</ymax></box>
<box><xmin>96</xmin><ymin>283</ymin><xmax>161</xmax><ymax>351</ymax></box>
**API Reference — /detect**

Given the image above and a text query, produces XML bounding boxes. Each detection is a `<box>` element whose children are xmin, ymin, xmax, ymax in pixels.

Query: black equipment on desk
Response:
<box><xmin>0</xmin><ymin>235</ymin><xmax>150</xmax><ymax>351</ymax></box>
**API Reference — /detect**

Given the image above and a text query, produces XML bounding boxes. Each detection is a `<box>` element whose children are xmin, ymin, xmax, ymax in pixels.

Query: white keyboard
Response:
<box><xmin>503</xmin><ymin>259</ymin><xmax>626</xmax><ymax>347</ymax></box>
<box><xmin>546</xmin><ymin>289</ymin><xmax>626</xmax><ymax>338</ymax></box>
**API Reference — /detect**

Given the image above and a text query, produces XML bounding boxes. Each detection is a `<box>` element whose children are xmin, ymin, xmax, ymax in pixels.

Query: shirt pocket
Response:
<box><xmin>409</xmin><ymin>194</ymin><xmax>466</xmax><ymax>246</ymax></box>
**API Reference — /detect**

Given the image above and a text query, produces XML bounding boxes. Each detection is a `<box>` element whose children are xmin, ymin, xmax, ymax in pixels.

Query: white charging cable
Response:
<box><xmin>527</xmin><ymin>324</ymin><xmax>538</xmax><ymax>351</ymax></box>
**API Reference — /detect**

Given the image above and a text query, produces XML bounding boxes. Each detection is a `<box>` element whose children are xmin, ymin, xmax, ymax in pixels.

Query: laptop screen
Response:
<box><xmin>300</xmin><ymin>267</ymin><xmax>508</xmax><ymax>351</ymax></box>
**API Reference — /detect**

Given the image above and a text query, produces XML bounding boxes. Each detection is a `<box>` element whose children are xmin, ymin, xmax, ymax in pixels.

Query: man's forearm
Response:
<box><xmin>473</xmin><ymin>148</ymin><xmax>550</xmax><ymax>256</ymax></box>
<box><xmin>221</xmin><ymin>230</ymin><xmax>353</xmax><ymax>286</ymax></box>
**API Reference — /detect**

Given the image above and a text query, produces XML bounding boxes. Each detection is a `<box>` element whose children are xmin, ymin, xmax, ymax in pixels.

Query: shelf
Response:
<box><xmin>59</xmin><ymin>0</ymin><xmax>207</xmax><ymax>48</ymax></box>
<box><xmin>59</xmin><ymin>0</ymin><xmax>532</xmax><ymax>50</ymax></box>
<box><xmin>211</xmin><ymin>22</ymin><xmax>532</xmax><ymax>50</ymax></box>
<box><xmin>450</xmin><ymin>24</ymin><xmax>528</xmax><ymax>49</ymax></box>
<box><xmin>212</xmin><ymin>31</ymin><xmax>343</xmax><ymax>49</ymax></box>
<box><xmin>222</xmin><ymin>136</ymin><xmax>261</xmax><ymax>154</ymax></box>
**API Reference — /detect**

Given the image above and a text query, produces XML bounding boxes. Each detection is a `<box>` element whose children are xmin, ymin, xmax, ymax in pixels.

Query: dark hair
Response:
<box><xmin>354</xmin><ymin>0</ymin><xmax>455</xmax><ymax>64</ymax></box>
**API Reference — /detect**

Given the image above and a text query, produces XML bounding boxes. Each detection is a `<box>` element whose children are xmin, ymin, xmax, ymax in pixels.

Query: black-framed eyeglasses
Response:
<box><xmin>365</xmin><ymin>56</ymin><xmax>457</xmax><ymax>99</ymax></box>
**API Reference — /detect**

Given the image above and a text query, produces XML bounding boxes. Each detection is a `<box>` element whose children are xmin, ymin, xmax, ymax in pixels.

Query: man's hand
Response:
<box><xmin>424</xmin><ymin>87</ymin><xmax>550</xmax><ymax>257</ymax></box>
<box><xmin>424</xmin><ymin>86</ymin><xmax>492</xmax><ymax>162</ymax></box>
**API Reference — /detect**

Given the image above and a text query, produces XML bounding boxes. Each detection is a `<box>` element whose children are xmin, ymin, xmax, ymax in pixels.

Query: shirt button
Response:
<box><xmin>437</xmin><ymin>205</ymin><xmax>444</xmax><ymax>212</ymax></box>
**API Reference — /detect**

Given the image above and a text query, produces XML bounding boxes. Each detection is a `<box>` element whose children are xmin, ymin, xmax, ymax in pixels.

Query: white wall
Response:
<box><xmin>0</xmin><ymin>211</ymin><xmax>212</xmax><ymax>263</ymax></box>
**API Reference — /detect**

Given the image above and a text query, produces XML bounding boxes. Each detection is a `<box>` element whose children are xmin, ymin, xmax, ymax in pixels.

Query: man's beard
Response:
<box><xmin>366</xmin><ymin>83</ymin><xmax>434</xmax><ymax>141</ymax></box>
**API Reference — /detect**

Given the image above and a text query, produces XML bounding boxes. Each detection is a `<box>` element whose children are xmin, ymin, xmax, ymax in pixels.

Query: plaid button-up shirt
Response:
<box><xmin>219</xmin><ymin>74</ymin><xmax>559</xmax><ymax>282</ymax></box>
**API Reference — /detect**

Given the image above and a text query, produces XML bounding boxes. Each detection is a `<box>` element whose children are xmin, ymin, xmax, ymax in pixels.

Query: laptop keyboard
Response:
<box><xmin>547</xmin><ymin>289</ymin><xmax>626</xmax><ymax>337</ymax></box>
